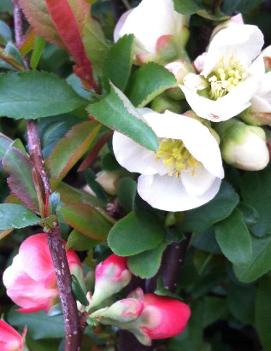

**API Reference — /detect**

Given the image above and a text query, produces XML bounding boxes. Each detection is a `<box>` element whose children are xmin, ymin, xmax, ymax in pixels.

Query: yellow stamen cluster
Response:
<box><xmin>156</xmin><ymin>139</ymin><xmax>198</xmax><ymax>177</ymax></box>
<box><xmin>207</xmin><ymin>58</ymin><xmax>247</xmax><ymax>100</ymax></box>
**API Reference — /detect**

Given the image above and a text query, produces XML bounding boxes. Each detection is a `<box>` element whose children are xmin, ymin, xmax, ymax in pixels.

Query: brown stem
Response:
<box><xmin>13</xmin><ymin>2</ymin><xmax>81</xmax><ymax>350</ymax></box>
<box><xmin>161</xmin><ymin>235</ymin><xmax>192</xmax><ymax>292</ymax></box>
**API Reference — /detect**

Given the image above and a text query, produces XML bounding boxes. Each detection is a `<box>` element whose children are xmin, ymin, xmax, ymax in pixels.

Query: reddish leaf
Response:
<box><xmin>2</xmin><ymin>146</ymin><xmax>39</xmax><ymax>212</ymax></box>
<box><xmin>47</xmin><ymin>121</ymin><xmax>101</xmax><ymax>188</ymax></box>
<box><xmin>45</xmin><ymin>0</ymin><xmax>96</xmax><ymax>86</ymax></box>
<box><xmin>18</xmin><ymin>0</ymin><xmax>63</xmax><ymax>47</ymax></box>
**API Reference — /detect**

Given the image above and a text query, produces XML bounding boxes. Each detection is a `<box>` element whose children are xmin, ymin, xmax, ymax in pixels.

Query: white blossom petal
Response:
<box><xmin>112</xmin><ymin>132</ymin><xmax>167</xmax><ymax>176</ymax></box>
<box><xmin>114</xmin><ymin>0</ymin><xmax>184</xmax><ymax>54</ymax></box>
<box><xmin>202</xmin><ymin>24</ymin><xmax>264</xmax><ymax>76</ymax></box>
<box><xmin>251</xmin><ymin>72</ymin><xmax>271</xmax><ymax>112</ymax></box>
<box><xmin>181</xmin><ymin>166</ymin><xmax>217</xmax><ymax>197</ymax></box>
<box><xmin>181</xmin><ymin>74</ymin><xmax>259</xmax><ymax>121</ymax></box>
<box><xmin>137</xmin><ymin>174</ymin><xmax>221</xmax><ymax>212</ymax></box>
<box><xmin>143</xmin><ymin>110</ymin><xmax>224</xmax><ymax>178</ymax></box>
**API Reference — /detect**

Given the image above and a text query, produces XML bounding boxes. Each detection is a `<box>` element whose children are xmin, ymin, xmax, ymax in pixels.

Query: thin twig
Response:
<box><xmin>13</xmin><ymin>2</ymin><xmax>81</xmax><ymax>350</ymax></box>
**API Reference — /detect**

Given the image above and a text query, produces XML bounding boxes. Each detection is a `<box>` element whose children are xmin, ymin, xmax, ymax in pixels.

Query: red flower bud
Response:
<box><xmin>91</xmin><ymin>254</ymin><xmax>132</xmax><ymax>307</ymax></box>
<box><xmin>2</xmin><ymin>233</ymin><xmax>82</xmax><ymax>313</ymax></box>
<box><xmin>140</xmin><ymin>293</ymin><xmax>191</xmax><ymax>340</ymax></box>
<box><xmin>126</xmin><ymin>289</ymin><xmax>191</xmax><ymax>345</ymax></box>
<box><xmin>0</xmin><ymin>320</ymin><xmax>25</xmax><ymax>351</ymax></box>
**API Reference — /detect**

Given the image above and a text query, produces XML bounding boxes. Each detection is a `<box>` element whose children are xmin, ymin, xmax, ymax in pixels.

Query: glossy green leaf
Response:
<box><xmin>87</xmin><ymin>83</ymin><xmax>159</xmax><ymax>151</ymax></box>
<box><xmin>0</xmin><ymin>204</ymin><xmax>40</xmax><ymax>230</ymax></box>
<box><xmin>0</xmin><ymin>132</ymin><xmax>12</xmax><ymax>159</ymax></box>
<box><xmin>47</xmin><ymin>121</ymin><xmax>100</xmax><ymax>187</ymax></box>
<box><xmin>61</xmin><ymin>203</ymin><xmax>112</xmax><ymax>241</ymax></box>
<box><xmin>227</xmin><ymin>283</ymin><xmax>255</xmax><ymax>324</ymax></box>
<box><xmin>30</xmin><ymin>36</ymin><xmax>46</xmax><ymax>69</ymax></box>
<box><xmin>128</xmin><ymin>243</ymin><xmax>166</xmax><ymax>278</ymax></box>
<box><xmin>3</xmin><ymin>144</ymin><xmax>39</xmax><ymax>212</ymax></box>
<box><xmin>108</xmin><ymin>211</ymin><xmax>164</xmax><ymax>256</ymax></box>
<box><xmin>240</xmin><ymin>167</ymin><xmax>271</xmax><ymax>237</ymax></box>
<box><xmin>234</xmin><ymin>235</ymin><xmax>271</xmax><ymax>283</ymax></box>
<box><xmin>117</xmin><ymin>177</ymin><xmax>137</xmax><ymax>212</ymax></box>
<box><xmin>66</xmin><ymin>230</ymin><xmax>96</xmax><ymax>251</ymax></box>
<box><xmin>0</xmin><ymin>71</ymin><xmax>86</xmax><ymax>119</ymax></box>
<box><xmin>255</xmin><ymin>276</ymin><xmax>271</xmax><ymax>351</ymax></box>
<box><xmin>7</xmin><ymin>308</ymin><xmax>64</xmax><ymax>340</ymax></box>
<box><xmin>173</xmin><ymin>0</ymin><xmax>202</xmax><ymax>15</ymax></box>
<box><xmin>182</xmin><ymin>181</ymin><xmax>239</xmax><ymax>233</ymax></box>
<box><xmin>0</xmin><ymin>20</ymin><xmax>12</xmax><ymax>44</ymax></box>
<box><xmin>215</xmin><ymin>209</ymin><xmax>252</xmax><ymax>265</ymax></box>
<box><xmin>104</xmin><ymin>34</ymin><xmax>134</xmax><ymax>91</ymax></box>
<box><xmin>128</xmin><ymin>62</ymin><xmax>176</xmax><ymax>107</ymax></box>
<box><xmin>82</xmin><ymin>15</ymin><xmax>109</xmax><ymax>73</ymax></box>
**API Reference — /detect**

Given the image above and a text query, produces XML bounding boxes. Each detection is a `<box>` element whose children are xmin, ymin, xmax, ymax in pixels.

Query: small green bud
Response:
<box><xmin>216</xmin><ymin>119</ymin><xmax>270</xmax><ymax>171</ymax></box>
<box><xmin>151</xmin><ymin>94</ymin><xmax>182</xmax><ymax>114</ymax></box>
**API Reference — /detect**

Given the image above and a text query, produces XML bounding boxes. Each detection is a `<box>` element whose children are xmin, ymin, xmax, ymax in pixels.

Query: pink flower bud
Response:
<box><xmin>126</xmin><ymin>289</ymin><xmax>191</xmax><ymax>345</ymax></box>
<box><xmin>0</xmin><ymin>320</ymin><xmax>25</xmax><ymax>351</ymax></box>
<box><xmin>139</xmin><ymin>294</ymin><xmax>191</xmax><ymax>340</ymax></box>
<box><xmin>2</xmin><ymin>233</ymin><xmax>82</xmax><ymax>313</ymax></box>
<box><xmin>91</xmin><ymin>254</ymin><xmax>132</xmax><ymax>307</ymax></box>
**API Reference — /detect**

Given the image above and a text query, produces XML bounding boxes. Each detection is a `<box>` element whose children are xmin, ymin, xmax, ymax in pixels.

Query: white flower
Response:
<box><xmin>241</xmin><ymin>46</ymin><xmax>271</xmax><ymax>125</ymax></box>
<box><xmin>114</xmin><ymin>0</ymin><xmax>187</xmax><ymax>63</ymax></box>
<box><xmin>113</xmin><ymin>110</ymin><xmax>224</xmax><ymax>212</ymax></box>
<box><xmin>181</xmin><ymin>24</ymin><xmax>265</xmax><ymax>122</ymax></box>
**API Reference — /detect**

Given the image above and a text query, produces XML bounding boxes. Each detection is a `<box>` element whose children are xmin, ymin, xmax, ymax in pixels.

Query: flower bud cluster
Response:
<box><xmin>2</xmin><ymin>237</ymin><xmax>191</xmax><ymax>347</ymax></box>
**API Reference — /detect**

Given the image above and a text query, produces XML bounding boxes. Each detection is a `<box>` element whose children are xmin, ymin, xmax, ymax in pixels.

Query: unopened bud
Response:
<box><xmin>217</xmin><ymin>120</ymin><xmax>270</xmax><ymax>171</ymax></box>
<box><xmin>151</xmin><ymin>95</ymin><xmax>182</xmax><ymax>114</ymax></box>
<box><xmin>90</xmin><ymin>298</ymin><xmax>144</xmax><ymax>324</ymax></box>
<box><xmin>91</xmin><ymin>254</ymin><xmax>132</xmax><ymax>308</ymax></box>
<box><xmin>96</xmin><ymin>171</ymin><xmax>120</xmax><ymax>195</ymax></box>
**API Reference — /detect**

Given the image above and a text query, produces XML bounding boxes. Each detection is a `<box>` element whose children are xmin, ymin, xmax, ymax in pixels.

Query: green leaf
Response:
<box><xmin>240</xmin><ymin>167</ymin><xmax>271</xmax><ymax>237</ymax></box>
<box><xmin>117</xmin><ymin>177</ymin><xmax>137</xmax><ymax>212</ymax></box>
<box><xmin>47</xmin><ymin>121</ymin><xmax>100</xmax><ymax>187</ymax></box>
<box><xmin>128</xmin><ymin>62</ymin><xmax>176</xmax><ymax>107</ymax></box>
<box><xmin>61</xmin><ymin>203</ymin><xmax>112</xmax><ymax>241</ymax></box>
<box><xmin>0</xmin><ymin>71</ymin><xmax>86</xmax><ymax>119</ymax></box>
<box><xmin>255</xmin><ymin>276</ymin><xmax>271</xmax><ymax>351</ymax></box>
<box><xmin>182</xmin><ymin>181</ymin><xmax>239</xmax><ymax>233</ymax></box>
<box><xmin>215</xmin><ymin>209</ymin><xmax>252</xmax><ymax>265</ymax></box>
<box><xmin>0</xmin><ymin>20</ymin><xmax>12</xmax><ymax>44</ymax></box>
<box><xmin>3</xmin><ymin>144</ymin><xmax>39</xmax><ymax>212</ymax></box>
<box><xmin>66</xmin><ymin>230</ymin><xmax>96</xmax><ymax>251</ymax></box>
<box><xmin>7</xmin><ymin>308</ymin><xmax>64</xmax><ymax>340</ymax></box>
<box><xmin>0</xmin><ymin>132</ymin><xmax>12</xmax><ymax>159</ymax></box>
<box><xmin>30</xmin><ymin>36</ymin><xmax>46</xmax><ymax>69</ymax></box>
<box><xmin>71</xmin><ymin>275</ymin><xmax>88</xmax><ymax>306</ymax></box>
<box><xmin>82</xmin><ymin>17</ymin><xmax>109</xmax><ymax>73</ymax></box>
<box><xmin>234</xmin><ymin>235</ymin><xmax>271</xmax><ymax>283</ymax></box>
<box><xmin>227</xmin><ymin>283</ymin><xmax>255</xmax><ymax>324</ymax></box>
<box><xmin>128</xmin><ymin>243</ymin><xmax>166</xmax><ymax>278</ymax></box>
<box><xmin>173</xmin><ymin>0</ymin><xmax>202</xmax><ymax>15</ymax></box>
<box><xmin>108</xmin><ymin>211</ymin><xmax>164</xmax><ymax>256</ymax></box>
<box><xmin>87</xmin><ymin>83</ymin><xmax>159</xmax><ymax>151</ymax></box>
<box><xmin>104</xmin><ymin>34</ymin><xmax>134</xmax><ymax>91</ymax></box>
<box><xmin>0</xmin><ymin>204</ymin><xmax>40</xmax><ymax>230</ymax></box>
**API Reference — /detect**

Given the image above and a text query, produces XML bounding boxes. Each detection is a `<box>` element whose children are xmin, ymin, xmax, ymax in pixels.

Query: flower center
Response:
<box><xmin>206</xmin><ymin>58</ymin><xmax>247</xmax><ymax>100</ymax></box>
<box><xmin>156</xmin><ymin>139</ymin><xmax>198</xmax><ymax>176</ymax></box>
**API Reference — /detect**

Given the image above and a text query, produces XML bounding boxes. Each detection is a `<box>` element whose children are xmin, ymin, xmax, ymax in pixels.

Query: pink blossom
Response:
<box><xmin>0</xmin><ymin>320</ymin><xmax>25</xmax><ymax>351</ymax></box>
<box><xmin>2</xmin><ymin>233</ymin><xmax>82</xmax><ymax>313</ymax></box>
<box><xmin>140</xmin><ymin>293</ymin><xmax>191</xmax><ymax>340</ymax></box>
<box><xmin>91</xmin><ymin>254</ymin><xmax>132</xmax><ymax>307</ymax></box>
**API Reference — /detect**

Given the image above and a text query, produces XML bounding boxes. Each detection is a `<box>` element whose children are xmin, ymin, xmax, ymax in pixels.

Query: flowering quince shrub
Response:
<box><xmin>1</xmin><ymin>1</ymin><xmax>271</xmax><ymax>351</ymax></box>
